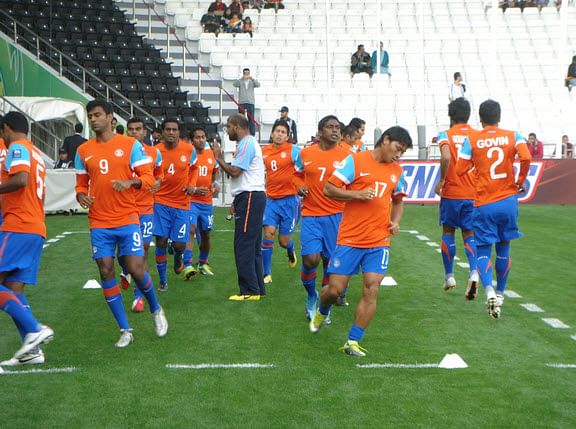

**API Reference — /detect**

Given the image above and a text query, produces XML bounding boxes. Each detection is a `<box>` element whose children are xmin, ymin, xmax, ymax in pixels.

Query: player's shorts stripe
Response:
<box><xmin>0</xmin><ymin>232</ymin><xmax>11</xmax><ymax>261</ymax></box>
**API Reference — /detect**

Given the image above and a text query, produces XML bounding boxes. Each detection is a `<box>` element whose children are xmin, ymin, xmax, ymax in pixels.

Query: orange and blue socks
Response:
<box><xmin>476</xmin><ymin>245</ymin><xmax>493</xmax><ymax>289</ymax></box>
<box><xmin>348</xmin><ymin>324</ymin><xmax>365</xmax><ymax>342</ymax></box>
<box><xmin>155</xmin><ymin>246</ymin><xmax>168</xmax><ymax>284</ymax></box>
<box><xmin>199</xmin><ymin>251</ymin><xmax>209</xmax><ymax>265</ymax></box>
<box><xmin>464</xmin><ymin>236</ymin><xmax>478</xmax><ymax>272</ymax></box>
<box><xmin>495</xmin><ymin>242</ymin><xmax>511</xmax><ymax>294</ymax></box>
<box><xmin>301</xmin><ymin>265</ymin><xmax>317</xmax><ymax>297</ymax></box>
<box><xmin>441</xmin><ymin>234</ymin><xmax>456</xmax><ymax>276</ymax></box>
<box><xmin>102</xmin><ymin>279</ymin><xmax>130</xmax><ymax>330</ymax></box>
<box><xmin>183</xmin><ymin>249</ymin><xmax>193</xmax><ymax>267</ymax></box>
<box><xmin>262</xmin><ymin>238</ymin><xmax>274</xmax><ymax>276</ymax></box>
<box><xmin>0</xmin><ymin>285</ymin><xmax>40</xmax><ymax>336</ymax></box>
<box><xmin>135</xmin><ymin>272</ymin><xmax>160</xmax><ymax>313</ymax></box>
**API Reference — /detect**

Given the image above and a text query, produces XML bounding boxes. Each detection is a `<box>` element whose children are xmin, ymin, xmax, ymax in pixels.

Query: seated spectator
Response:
<box><xmin>227</xmin><ymin>13</ymin><xmax>243</xmax><ymax>33</ymax></box>
<box><xmin>263</xmin><ymin>0</ymin><xmax>285</xmax><ymax>11</ymax></box>
<box><xmin>565</xmin><ymin>55</ymin><xmax>576</xmax><ymax>92</ymax></box>
<box><xmin>371</xmin><ymin>41</ymin><xmax>391</xmax><ymax>76</ymax></box>
<box><xmin>229</xmin><ymin>0</ymin><xmax>244</xmax><ymax>16</ymax></box>
<box><xmin>209</xmin><ymin>0</ymin><xmax>227</xmax><ymax>16</ymax></box>
<box><xmin>54</xmin><ymin>148</ymin><xmax>73</xmax><ymax>169</ymax></box>
<box><xmin>201</xmin><ymin>8</ymin><xmax>222</xmax><ymax>34</ymax></box>
<box><xmin>527</xmin><ymin>132</ymin><xmax>544</xmax><ymax>159</ymax></box>
<box><xmin>350</xmin><ymin>45</ymin><xmax>373</xmax><ymax>77</ymax></box>
<box><xmin>562</xmin><ymin>134</ymin><xmax>573</xmax><ymax>158</ymax></box>
<box><xmin>243</xmin><ymin>16</ymin><xmax>255</xmax><ymax>37</ymax></box>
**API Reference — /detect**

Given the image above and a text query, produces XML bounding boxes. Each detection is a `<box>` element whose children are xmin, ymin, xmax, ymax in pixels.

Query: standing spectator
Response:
<box><xmin>151</xmin><ymin>128</ymin><xmax>162</xmax><ymax>145</ymax></box>
<box><xmin>565</xmin><ymin>55</ymin><xmax>576</xmax><ymax>92</ymax></box>
<box><xmin>201</xmin><ymin>8</ymin><xmax>222</xmax><ymax>35</ymax></box>
<box><xmin>54</xmin><ymin>148</ymin><xmax>73</xmax><ymax>169</ymax></box>
<box><xmin>212</xmin><ymin>114</ymin><xmax>266</xmax><ymax>301</ymax></box>
<box><xmin>242</xmin><ymin>16</ymin><xmax>255</xmax><ymax>37</ymax></box>
<box><xmin>263</xmin><ymin>0</ymin><xmax>284</xmax><ymax>11</ymax></box>
<box><xmin>273</xmin><ymin>106</ymin><xmax>298</xmax><ymax>144</ymax></box>
<box><xmin>371</xmin><ymin>42</ymin><xmax>391</xmax><ymax>76</ymax></box>
<box><xmin>350</xmin><ymin>45</ymin><xmax>373</xmax><ymax>77</ymax></box>
<box><xmin>233</xmin><ymin>68</ymin><xmax>260</xmax><ymax>136</ymax></box>
<box><xmin>62</xmin><ymin>122</ymin><xmax>86</xmax><ymax>166</ymax></box>
<box><xmin>209</xmin><ymin>0</ymin><xmax>227</xmax><ymax>16</ymax></box>
<box><xmin>449</xmin><ymin>72</ymin><xmax>466</xmax><ymax>101</ymax></box>
<box><xmin>562</xmin><ymin>134</ymin><xmax>573</xmax><ymax>158</ymax></box>
<box><xmin>527</xmin><ymin>132</ymin><xmax>544</xmax><ymax>159</ymax></box>
<box><xmin>229</xmin><ymin>0</ymin><xmax>244</xmax><ymax>16</ymax></box>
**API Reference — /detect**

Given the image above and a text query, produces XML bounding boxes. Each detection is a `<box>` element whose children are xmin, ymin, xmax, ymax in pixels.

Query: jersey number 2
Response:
<box><xmin>487</xmin><ymin>147</ymin><xmax>507</xmax><ymax>180</ymax></box>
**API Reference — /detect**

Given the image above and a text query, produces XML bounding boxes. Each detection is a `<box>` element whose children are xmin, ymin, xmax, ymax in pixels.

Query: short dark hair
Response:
<box><xmin>152</xmin><ymin>128</ymin><xmax>161</xmax><ymax>134</ymax></box>
<box><xmin>318</xmin><ymin>115</ymin><xmax>340</xmax><ymax>131</ymax></box>
<box><xmin>189</xmin><ymin>127</ymin><xmax>206</xmax><ymax>139</ymax></box>
<box><xmin>74</xmin><ymin>122</ymin><xmax>83</xmax><ymax>133</ymax></box>
<box><xmin>127</xmin><ymin>117</ymin><xmax>145</xmax><ymax>127</ymax></box>
<box><xmin>357</xmin><ymin>44</ymin><xmax>364</xmax><ymax>50</ymax></box>
<box><xmin>161</xmin><ymin>118</ymin><xmax>180</xmax><ymax>130</ymax></box>
<box><xmin>272</xmin><ymin>120</ymin><xmax>290</xmax><ymax>135</ymax></box>
<box><xmin>243</xmin><ymin>68</ymin><xmax>250</xmax><ymax>73</ymax></box>
<box><xmin>528</xmin><ymin>132</ymin><xmax>536</xmax><ymax>138</ymax></box>
<box><xmin>448</xmin><ymin>97</ymin><xmax>471</xmax><ymax>124</ymax></box>
<box><xmin>348</xmin><ymin>117</ymin><xmax>365</xmax><ymax>129</ymax></box>
<box><xmin>375</xmin><ymin>126</ymin><xmax>413</xmax><ymax>149</ymax></box>
<box><xmin>342</xmin><ymin>125</ymin><xmax>357</xmax><ymax>137</ymax></box>
<box><xmin>86</xmin><ymin>99</ymin><xmax>113</xmax><ymax>115</ymax></box>
<box><xmin>115</xmin><ymin>124</ymin><xmax>125</xmax><ymax>134</ymax></box>
<box><xmin>228</xmin><ymin>113</ymin><xmax>249</xmax><ymax>130</ymax></box>
<box><xmin>454</xmin><ymin>72</ymin><xmax>461</xmax><ymax>80</ymax></box>
<box><xmin>2</xmin><ymin>111</ymin><xmax>29</xmax><ymax>134</ymax></box>
<box><xmin>479</xmin><ymin>100</ymin><xmax>501</xmax><ymax>126</ymax></box>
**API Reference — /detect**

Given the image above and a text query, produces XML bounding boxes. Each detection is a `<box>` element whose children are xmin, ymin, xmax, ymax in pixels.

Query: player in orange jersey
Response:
<box><xmin>293</xmin><ymin>115</ymin><xmax>350</xmax><ymax>321</ymax></box>
<box><xmin>341</xmin><ymin>125</ymin><xmax>366</xmax><ymax>154</ymax></box>
<box><xmin>261</xmin><ymin>120</ymin><xmax>301</xmax><ymax>284</ymax></box>
<box><xmin>456</xmin><ymin>100</ymin><xmax>531</xmax><ymax>319</ymax></box>
<box><xmin>434</xmin><ymin>98</ymin><xmax>479</xmax><ymax>298</ymax></box>
<box><xmin>0</xmin><ymin>112</ymin><xmax>54</xmax><ymax>366</ymax></box>
<box><xmin>309</xmin><ymin>126</ymin><xmax>412</xmax><ymax>357</ymax></box>
<box><xmin>152</xmin><ymin>118</ymin><xmax>198</xmax><ymax>291</ymax></box>
<box><xmin>76</xmin><ymin>100</ymin><xmax>168</xmax><ymax>347</ymax></box>
<box><xmin>182</xmin><ymin>127</ymin><xmax>220</xmax><ymax>279</ymax></box>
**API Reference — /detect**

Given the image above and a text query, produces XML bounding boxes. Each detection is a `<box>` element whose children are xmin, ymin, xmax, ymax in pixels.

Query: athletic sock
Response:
<box><xmin>155</xmin><ymin>246</ymin><xmax>168</xmax><ymax>284</ymax></box>
<box><xmin>183</xmin><ymin>249</ymin><xmax>193</xmax><ymax>267</ymax></box>
<box><xmin>101</xmin><ymin>279</ymin><xmax>130</xmax><ymax>330</ymax></box>
<box><xmin>476</xmin><ymin>245</ymin><xmax>493</xmax><ymax>289</ymax></box>
<box><xmin>300</xmin><ymin>265</ymin><xmax>317</xmax><ymax>298</ymax></box>
<box><xmin>0</xmin><ymin>286</ymin><xmax>40</xmax><ymax>336</ymax></box>
<box><xmin>348</xmin><ymin>324</ymin><xmax>365</xmax><ymax>342</ymax></box>
<box><xmin>14</xmin><ymin>293</ymin><xmax>32</xmax><ymax>340</ymax></box>
<box><xmin>286</xmin><ymin>239</ymin><xmax>295</xmax><ymax>259</ymax></box>
<box><xmin>495</xmin><ymin>242</ymin><xmax>511</xmax><ymax>294</ymax></box>
<box><xmin>441</xmin><ymin>234</ymin><xmax>456</xmax><ymax>277</ymax></box>
<box><xmin>463</xmin><ymin>236</ymin><xmax>478</xmax><ymax>273</ymax></box>
<box><xmin>261</xmin><ymin>238</ymin><xmax>274</xmax><ymax>276</ymax></box>
<box><xmin>135</xmin><ymin>272</ymin><xmax>160</xmax><ymax>313</ymax></box>
<box><xmin>318</xmin><ymin>300</ymin><xmax>332</xmax><ymax>316</ymax></box>
<box><xmin>198</xmin><ymin>251</ymin><xmax>209</xmax><ymax>265</ymax></box>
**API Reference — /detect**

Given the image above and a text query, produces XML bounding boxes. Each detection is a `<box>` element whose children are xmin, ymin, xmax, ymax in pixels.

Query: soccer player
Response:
<box><xmin>261</xmin><ymin>120</ymin><xmax>300</xmax><ymax>284</ymax></box>
<box><xmin>182</xmin><ymin>127</ymin><xmax>219</xmax><ymax>279</ymax></box>
<box><xmin>153</xmin><ymin>118</ymin><xmax>198</xmax><ymax>291</ymax></box>
<box><xmin>293</xmin><ymin>115</ymin><xmax>349</xmax><ymax>320</ymax></box>
<box><xmin>456</xmin><ymin>99</ymin><xmax>532</xmax><ymax>319</ymax></box>
<box><xmin>434</xmin><ymin>98</ymin><xmax>479</xmax><ymax>298</ymax></box>
<box><xmin>309</xmin><ymin>126</ymin><xmax>412</xmax><ymax>357</ymax></box>
<box><xmin>75</xmin><ymin>100</ymin><xmax>168</xmax><ymax>347</ymax></box>
<box><xmin>125</xmin><ymin>117</ymin><xmax>163</xmax><ymax>312</ymax></box>
<box><xmin>0</xmin><ymin>112</ymin><xmax>54</xmax><ymax>366</ymax></box>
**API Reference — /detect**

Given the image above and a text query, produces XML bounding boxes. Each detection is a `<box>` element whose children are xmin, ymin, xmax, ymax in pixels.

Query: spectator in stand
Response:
<box><xmin>264</xmin><ymin>0</ymin><xmax>285</xmax><ymax>11</ymax></box>
<box><xmin>151</xmin><ymin>128</ymin><xmax>162</xmax><ymax>145</ymax></box>
<box><xmin>209</xmin><ymin>0</ymin><xmax>227</xmax><ymax>16</ymax></box>
<box><xmin>565</xmin><ymin>55</ymin><xmax>576</xmax><ymax>92</ymax></box>
<box><xmin>227</xmin><ymin>13</ymin><xmax>243</xmax><ymax>33</ymax></box>
<box><xmin>449</xmin><ymin>72</ymin><xmax>466</xmax><ymax>101</ymax></box>
<box><xmin>527</xmin><ymin>132</ymin><xmax>544</xmax><ymax>159</ymax></box>
<box><xmin>561</xmin><ymin>135</ymin><xmax>573</xmax><ymax>158</ymax></box>
<box><xmin>243</xmin><ymin>16</ymin><xmax>255</xmax><ymax>37</ymax></box>
<box><xmin>62</xmin><ymin>122</ymin><xmax>87</xmax><ymax>165</ymax></box>
<box><xmin>273</xmin><ymin>106</ymin><xmax>298</xmax><ymax>144</ymax></box>
<box><xmin>201</xmin><ymin>8</ymin><xmax>222</xmax><ymax>35</ymax></box>
<box><xmin>233</xmin><ymin>68</ymin><xmax>260</xmax><ymax>136</ymax></box>
<box><xmin>54</xmin><ymin>148</ymin><xmax>73</xmax><ymax>169</ymax></box>
<box><xmin>350</xmin><ymin>45</ymin><xmax>373</xmax><ymax>77</ymax></box>
<box><xmin>229</xmin><ymin>0</ymin><xmax>244</xmax><ymax>16</ymax></box>
<box><xmin>371</xmin><ymin>42</ymin><xmax>391</xmax><ymax>76</ymax></box>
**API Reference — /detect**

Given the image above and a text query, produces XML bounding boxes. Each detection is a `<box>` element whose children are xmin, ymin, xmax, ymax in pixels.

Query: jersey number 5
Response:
<box><xmin>36</xmin><ymin>163</ymin><xmax>45</xmax><ymax>199</ymax></box>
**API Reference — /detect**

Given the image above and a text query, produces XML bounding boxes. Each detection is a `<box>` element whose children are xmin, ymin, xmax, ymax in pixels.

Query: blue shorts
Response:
<box><xmin>473</xmin><ymin>195</ymin><xmax>522</xmax><ymax>246</ymax></box>
<box><xmin>153</xmin><ymin>202</ymin><xmax>189</xmax><ymax>242</ymax></box>
<box><xmin>0</xmin><ymin>232</ymin><xmax>44</xmax><ymax>285</ymax></box>
<box><xmin>300</xmin><ymin>213</ymin><xmax>342</xmax><ymax>259</ymax></box>
<box><xmin>439</xmin><ymin>198</ymin><xmax>475</xmax><ymax>231</ymax></box>
<box><xmin>189</xmin><ymin>202</ymin><xmax>214</xmax><ymax>232</ymax></box>
<box><xmin>328</xmin><ymin>245</ymin><xmax>390</xmax><ymax>276</ymax></box>
<box><xmin>139</xmin><ymin>214</ymin><xmax>154</xmax><ymax>244</ymax></box>
<box><xmin>263</xmin><ymin>195</ymin><xmax>300</xmax><ymax>235</ymax></box>
<box><xmin>91</xmin><ymin>225</ymin><xmax>144</xmax><ymax>260</ymax></box>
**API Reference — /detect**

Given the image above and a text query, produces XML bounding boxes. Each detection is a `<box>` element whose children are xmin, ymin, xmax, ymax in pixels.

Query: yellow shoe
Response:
<box><xmin>288</xmin><ymin>253</ymin><xmax>298</xmax><ymax>268</ymax></box>
<box><xmin>198</xmin><ymin>263</ymin><xmax>214</xmax><ymax>276</ymax></box>
<box><xmin>182</xmin><ymin>265</ymin><xmax>197</xmax><ymax>281</ymax></box>
<box><xmin>340</xmin><ymin>340</ymin><xmax>367</xmax><ymax>357</ymax></box>
<box><xmin>263</xmin><ymin>275</ymin><xmax>273</xmax><ymax>284</ymax></box>
<box><xmin>228</xmin><ymin>294</ymin><xmax>261</xmax><ymax>302</ymax></box>
<box><xmin>309</xmin><ymin>310</ymin><xmax>326</xmax><ymax>333</ymax></box>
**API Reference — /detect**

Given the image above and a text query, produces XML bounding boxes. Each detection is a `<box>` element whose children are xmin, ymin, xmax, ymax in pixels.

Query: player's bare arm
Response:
<box><xmin>76</xmin><ymin>192</ymin><xmax>94</xmax><ymax>208</ymax></box>
<box><xmin>389</xmin><ymin>197</ymin><xmax>404</xmax><ymax>235</ymax></box>
<box><xmin>112</xmin><ymin>178</ymin><xmax>141</xmax><ymax>192</ymax></box>
<box><xmin>434</xmin><ymin>144</ymin><xmax>451</xmax><ymax>196</ymax></box>
<box><xmin>0</xmin><ymin>171</ymin><xmax>28</xmax><ymax>194</ymax></box>
<box><xmin>323</xmin><ymin>182</ymin><xmax>375</xmax><ymax>201</ymax></box>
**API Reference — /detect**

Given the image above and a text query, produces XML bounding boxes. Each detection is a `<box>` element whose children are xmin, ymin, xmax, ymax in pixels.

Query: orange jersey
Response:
<box><xmin>190</xmin><ymin>144</ymin><xmax>218</xmax><ymax>204</ymax></box>
<box><xmin>0</xmin><ymin>139</ymin><xmax>46</xmax><ymax>237</ymax></box>
<box><xmin>456</xmin><ymin>126</ymin><xmax>531</xmax><ymax>207</ymax></box>
<box><xmin>328</xmin><ymin>151</ymin><xmax>406</xmax><ymax>248</ymax></box>
<box><xmin>154</xmin><ymin>141</ymin><xmax>198</xmax><ymax>209</ymax></box>
<box><xmin>75</xmin><ymin>134</ymin><xmax>155</xmax><ymax>229</ymax></box>
<box><xmin>437</xmin><ymin>124</ymin><xmax>476</xmax><ymax>200</ymax></box>
<box><xmin>294</xmin><ymin>143</ymin><xmax>349</xmax><ymax>216</ymax></box>
<box><xmin>262</xmin><ymin>142</ymin><xmax>299</xmax><ymax>199</ymax></box>
<box><xmin>136</xmin><ymin>145</ymin><xmax>163</xmax><ymax>215</ymax></box>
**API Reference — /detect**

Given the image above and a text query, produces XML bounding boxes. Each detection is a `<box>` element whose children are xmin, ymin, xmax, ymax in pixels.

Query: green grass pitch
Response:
<box><xmin>1</xmin><ymin>204</ymin><xmax>575</xmax><ymax>428</ymax></box>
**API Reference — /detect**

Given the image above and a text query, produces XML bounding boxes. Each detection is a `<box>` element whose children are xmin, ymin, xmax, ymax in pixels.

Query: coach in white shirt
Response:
<box><xmin>449</xmin><ymin>72</ymin><xmax>466</xmax><ymax>101</ymax></box>
<box><xmin>213</xmin><ymin>113</ymin><xmax>267</xmax><ymax>300</ymax></box>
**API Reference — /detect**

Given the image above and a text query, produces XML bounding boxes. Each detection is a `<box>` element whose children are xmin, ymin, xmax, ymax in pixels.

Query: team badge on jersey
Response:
<box><xmin>281</xmin><ymin>152</ymin><xmax>287</xmax><ymax>158</ymax></box>
<box><xmin>115</xmin><ymin>149</ymin><xmax>124</xmax><ymax>157</ymax></box>
<box><xmin>208</xmin><ymin>158</ymin><xmax>213</xmax><ymax>164</ymax></box>
<box><xmin>13</xmin><ymin>149</ymin><xmax>21</xmax><ymax>158</ymax></box>
<box><xmin>180</xmin><ymin>155</ymin><xmax>187</xmax><ymax>162</ymax></box>
<box><xmin>333</xmin><ymin>160</ymin><xmax>345</xmax><ymax>169</ymax></box>
<box><xmin>332</xmin><ymin>257</ymin><xmax>341</xmax><ymax>268</ymax></box>
<box><xmin>391</xmin><ymin>174</ymin><xmax>397</xmax><ymax>183</ymax></box>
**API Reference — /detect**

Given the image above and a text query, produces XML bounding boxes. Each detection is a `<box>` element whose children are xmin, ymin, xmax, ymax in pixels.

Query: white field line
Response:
<box><xmin>519</xmin><ymin>304</ymin><xmax>544</xmax><ymax>313</ymax></box>
<box><xmin>357</xmin><ymin>363</ymin><xmax>438</xmax><ymax>369</ymax></box>
<box><xmin>0</xmin><ymin>367</ymin><xmax>78</xmax><ymax>375</ymax></box>
<box><xmin>435</xmin><ymin>248</ymin><xmax>442</xmax><ymax>253</ymax></box>
<box><xmin>166</xmin><ymin>363</ymin><xmax>274</xmax><ymax>369</ymax></box>
<box><xmin>571</xmin><ymin>335</ymin><xmax>576</xmax><ymax>341</ymax></box>
<box><xmin>503</xmin><ymin>290</ymin><xmax>522</xmax><ymax>298</ymax></box>
<box><xmin>416</xmin><ymin>235</ymin><xmax>430</xmax><ymax>241</ymax></box>
<box><xmin>542</xmin><ymin>318</ymin><xmax>570</xmax><ymax>329</ymax></box>
<box><xmin>546</xmin><ymin>364</ymin><xmax>576</xmax><ymax>369</ymax></box>
<box><xmin>456</xmin><ymin>262</ymin><xmax>470</xmax><ymax>269</ymax></box>
<box><xmin>426</xmin><ymin>242</ymin><xmax>440</xmax><ymax>247</ymax></box>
